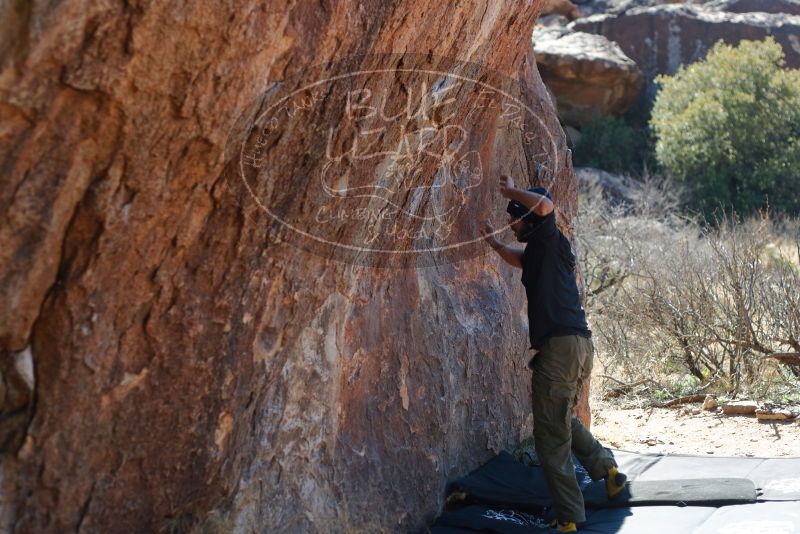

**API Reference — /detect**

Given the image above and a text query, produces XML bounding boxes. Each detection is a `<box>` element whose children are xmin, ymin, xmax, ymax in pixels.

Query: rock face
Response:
<box><xmin>705</xmin><ymin>0</ymin><xmax>800</xmax><ymax>15</ymax></box>
<box><xmin>721</xmin><ymin>400</ymin><xmax>758</xmax><ymax>414</ymax></box>
<box><xmin>533</xmin><ymin>26</ymin><xmax>643</xmax><ymax>125</ymax></box>
<box><xmin>703</xmin><ymin>395</ymin><xmax>718</xmax><ymax>411</ymax></box>
<box><xmin>542</xmin><ymin>0</ymin><xmax>583</xmax><ymax>20</ymax></box>
<box><xmin>755</xmin><ymin>407</ymin><xmax>796</xmax><ymax>420</ymax></box>
<box><xmin>572</xmin><ymin>5</ymin><xmax>800</xmax><ymax>107</ymax></box>
<box><xmin>0</xmin><ymin>1</ymin><xmax>586</xmax><ymax>532</ymax></box>
<box><xmin>573</xmin><ymin>0</ymin><xmax>702</xmax><ymax>17</ymax></box>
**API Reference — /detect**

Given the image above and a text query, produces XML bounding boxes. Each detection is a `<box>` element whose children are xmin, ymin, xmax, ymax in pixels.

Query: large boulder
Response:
<box><xmin>572</xmin><ymin>5</ymin><xmax>800</xmax><ymax>109</ymax></box>
<box><xmin>0</xmin><ymin>1</ymin><xmax>586</xmax><ymax>532</ymax></box>
<box><xmin>721</xmin><ymin>400</ymin><xmax>758</xmax><ymax>414</ymax></box>
<box><xmin>541</xmin><ymin>0</ymin><xmax>583</xmax><ymax>20</ymax></box>
<box><xmin>533</xmin><ymin>26</ymin><xmax>644</xmax><ymax>125</ymax></box>
<box><xmin>705</xmin><ymin>0</ymin><xmax>800</xmax><ymax>15</ymax></box>
<box><xmin>572</xmin><ymin>0</ymin><xmax>705</xmax><ymax>18</ymax></box>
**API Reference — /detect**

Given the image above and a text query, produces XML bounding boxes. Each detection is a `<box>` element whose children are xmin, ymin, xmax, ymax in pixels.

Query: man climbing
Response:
<box><xmin>482</xmin><ymin>175</ymin><xmax>627</xmax><ymax>532</ymax></box>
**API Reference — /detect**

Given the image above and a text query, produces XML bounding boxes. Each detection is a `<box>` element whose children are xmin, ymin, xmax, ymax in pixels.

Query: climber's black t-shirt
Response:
<box><xmin>520</xmin><ymin>210</ymin><xmax>591</xmax><ymax>351</ymax></box>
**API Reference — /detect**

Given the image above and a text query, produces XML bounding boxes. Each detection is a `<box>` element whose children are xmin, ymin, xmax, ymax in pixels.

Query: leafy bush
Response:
<box><xmin>651</xmin><ymin>37</ymin><xmax>800</xmax><ymax>217</ymax></box>
<box><xmin>572</xmin><ymin>116</ymin><xmax>657</xmax><ymax>176</ymax></box>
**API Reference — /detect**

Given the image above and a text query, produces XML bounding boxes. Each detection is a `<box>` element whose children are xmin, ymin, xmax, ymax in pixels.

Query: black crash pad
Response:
<box><xmin>581</xmin><ymin>477</ymin><xmax>757</xmax><ymax>507</ymax></box>
<box><xmin>613</xmin><ymin>450</ymin><xmax>800</xmax><ymax>501</ymax></box>
<box><xmin>433</xmin><ymin>450</ymin><xmax>800</xmax><ymax>533</ymax></box>
<box><xmin>446</xmin><ymin>451</ymin><xmax>550</xmax><ymax>511</ymax></box>
<box><xmin>447</xmin><ymin>451</ymin><xmax>757</xmax><ymax>510</ymax></box>
<box><xmin>434</xmin><ymin>505</ymin><xmax>549</xmax><ymax>534</ymax></box>
<box><xmin>695</xmin><ymin>501</ymin><xmax>800</xmax><ymax>532</ymax></box>
<box><xmin>432</xmin><ymin>502</ymin><xmax>800</xmax><ymax>534</ymax></box>
<box><xmin>432</xmin><ymin>504</ymin><xmax>714</xmax><ymax>534</ymax></box>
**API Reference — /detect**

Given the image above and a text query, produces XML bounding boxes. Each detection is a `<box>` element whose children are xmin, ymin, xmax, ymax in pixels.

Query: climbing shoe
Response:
<box><xmin>548</xmin><ymin>519</ymin><xmax>578</xmax><ymax>532</ymax></box>
<box><xmin>606</xmin><ymin>466</ymin><xmax>627</xmax><ymax>498</ymax></box>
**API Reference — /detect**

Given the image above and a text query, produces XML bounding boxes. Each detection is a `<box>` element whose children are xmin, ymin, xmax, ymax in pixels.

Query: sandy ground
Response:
<box><xmin>589</xmin><ymin>396</ymin><xmax>800</xmax><ymax>458</ymax></box>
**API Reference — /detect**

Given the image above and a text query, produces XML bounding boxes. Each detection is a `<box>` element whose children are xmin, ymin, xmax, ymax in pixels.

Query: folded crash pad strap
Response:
<box><xmin>582</xmin><ymin>478</ymin><xmax>758</xmax><ymax>508</ymax></box>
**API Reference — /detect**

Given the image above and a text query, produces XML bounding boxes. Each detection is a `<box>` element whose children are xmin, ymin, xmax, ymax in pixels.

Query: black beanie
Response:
<box><xmin>506</xmin><ymin>187</ymin><xmax>553</xmax><ymax>222</ymax></box>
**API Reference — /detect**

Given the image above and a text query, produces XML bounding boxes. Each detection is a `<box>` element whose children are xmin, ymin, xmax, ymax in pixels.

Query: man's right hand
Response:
<box><xmin>499</xmin><ymin>175</ymin><xmax>516</xmax><ymax>199</ymax></box>
<box><xmin>481</xmin><ymin>221</ymin><xmax>499</xmax><ymax>249</ymax></box>
<box><xmin>482</xmin><ymin>221</ymin><xmax>524</xmax><ymax>268</ymax></box>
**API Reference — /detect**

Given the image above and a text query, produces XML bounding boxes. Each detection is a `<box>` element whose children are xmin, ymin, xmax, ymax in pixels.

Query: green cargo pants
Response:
<box><xmin>530</xmin><ymin>334</ymin><xmax>617</xmax><ymax>524</ymax></box>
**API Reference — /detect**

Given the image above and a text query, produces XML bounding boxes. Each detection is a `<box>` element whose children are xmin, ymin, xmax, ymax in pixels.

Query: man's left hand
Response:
<box><xmin>499</xmin><ymin>174</ymin><xmax>515</xmax><ymax>198</ymax></box>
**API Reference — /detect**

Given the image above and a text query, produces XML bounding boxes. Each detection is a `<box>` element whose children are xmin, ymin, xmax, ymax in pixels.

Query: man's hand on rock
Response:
<box><xmin>481</xmin><ymin>221</ymin><xmax>500</xmax><ymax>249</ymax></box>
<box><xmin>499</xmin><ymin>174</ymin><xmax>515</xmax><ymax>198</ymax></box>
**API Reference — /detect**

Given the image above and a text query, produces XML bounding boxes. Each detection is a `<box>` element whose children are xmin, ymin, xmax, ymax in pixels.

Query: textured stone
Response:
<box><xmin>755</xmin><ymin>407</ymin><xmax>795</xmax><ymax>420</ymax></box>
<box><xmin>722</xmin><ymin>400</ymin><xmax>758</xmax><ymax>414</ymax></box>
<box><xmin>539</xmin><ymin>14</ymin><xmax>575</xmax><ymax>27</ymax></box>
<box><xmin>572</xmin><ymin>5</ymin><xmax>800</xmax><ymax>109</ymax></box>
<box><xmin>705</xmin><ymin>0</ymin><xmax>800</xmax><ymax>15</ymax></box>
<box><xmin>533</xmin><ymin>26</ymin><xmax>643</xmax><ymax>125</ymax></box>
<box><xmin>0</xmin><ymin>1</ymin><xmax>587</xmax><ymax>533</ymax></box>
<box><xmin>541</xmin><ymin>0</ymin><xmax>583</xmax><ymax>20</ymax></box>
<box><xmin>573</xmin><ymin>0</ymin><xmax>704</xmax><ymax>17</ymax></box>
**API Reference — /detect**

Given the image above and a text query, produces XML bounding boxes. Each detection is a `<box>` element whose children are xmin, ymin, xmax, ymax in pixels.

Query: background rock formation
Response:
<box><xmin>572</xmin><ymin>0</ymin><xmax>701</xmax><ymax>17</ymax></box>
<box><xmin>704</xmin><ymin>0</ymin><xmax>800</xmax><ymax>15</ymax></box>
<box><xmin>541</xmin><ymin>0</ymin><xmax>583</xmax><ymax>20</ymax></box>
<box><xmin>533</xmin><ymin>26</ymin><xmax>643</xmax><ymax>126</ymax></box>
<box><xmin>0</xmin><ymin>1</ymin><xmax>585</xmax><ymax>532</ymax></box>
<box><xmin>572</xmin><ymin>5</ymin><xmax>800</xmax><ymax>108</ymax></box>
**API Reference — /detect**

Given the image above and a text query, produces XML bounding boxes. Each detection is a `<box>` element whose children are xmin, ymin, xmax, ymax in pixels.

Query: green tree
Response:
<box><xmin>651</xmin><ymin>37</ymin><xmax>800</xmax><ymax>217</ymax></box>
<box><xmin>572</xmin><ymin>115</ymin><xmax>657</xmax><ymax>175</ymax></box>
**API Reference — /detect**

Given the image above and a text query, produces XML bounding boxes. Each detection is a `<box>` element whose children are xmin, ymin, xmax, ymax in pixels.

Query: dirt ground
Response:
<box><xmin>589</xmin><ymin>395</ymin><xmax>800</xmax><ymax>458</ymax></box>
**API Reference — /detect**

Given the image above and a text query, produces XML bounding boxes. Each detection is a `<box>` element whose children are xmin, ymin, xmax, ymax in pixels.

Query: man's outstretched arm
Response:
<box><xmin>482</xmin><ymin>223</ymin><xmax>524</xmax><ymax>269</ymax></box>
<box><xmin>499</xmin><ymin>175</ymin><xmax>554</xmax><ymax>216</ymax></box>
<box><xmin>492</xmin><ymin>241</ymin><xmax>524</xmax><ymax>269</ymax></box>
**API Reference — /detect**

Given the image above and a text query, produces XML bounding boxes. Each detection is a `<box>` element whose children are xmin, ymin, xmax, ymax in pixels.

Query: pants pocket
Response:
<box><xmin>532</xmin><ymin>336</ymin><xmax>582</xmax><ymax>391</ymax></box>
<box><xmin>533</xmin><ymin>373</ymin><xmax>578</xmax><ymax>400</ymax></box>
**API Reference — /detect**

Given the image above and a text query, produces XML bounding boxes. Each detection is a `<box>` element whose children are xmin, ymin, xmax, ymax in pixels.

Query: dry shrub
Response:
<box><xmin>576</xmin><ymin>172</ymin><xmax>800</xmax><ymax>401</ymax></box>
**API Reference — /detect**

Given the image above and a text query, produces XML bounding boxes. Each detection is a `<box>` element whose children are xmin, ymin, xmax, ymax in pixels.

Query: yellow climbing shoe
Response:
<box><xmin>549</xmin><ymin>519</ymin><xmax>578</xmax><ymax>532</ymax></box>
<box><xmin>606</xmin><ymin>466</ymin><xmax>627</xmax><ymax>498</ymax></box>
